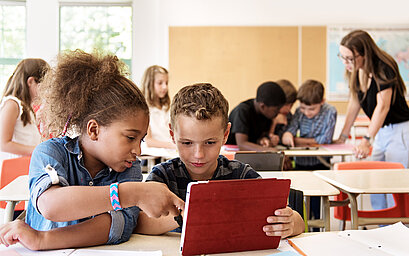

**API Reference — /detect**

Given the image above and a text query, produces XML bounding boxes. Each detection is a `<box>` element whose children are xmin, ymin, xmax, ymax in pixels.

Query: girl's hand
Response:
<box><xmin>262</xmin><ymin>207</ymin><xmax>295</xmax><ymax>239</ymax></box>
<box><xmin>0</xmin><ymin>220</ymin><xmax>44</xmax><ymax>250</ymax></box>
<box><xmin>137</xmin><ymin>182</ymin><xmax>185</xmax><ymax>218</ymax></box>
<box><xmin>354</xmin><ymin>139</ymin><xmax>371</xmax><ymax>159</ymax></box>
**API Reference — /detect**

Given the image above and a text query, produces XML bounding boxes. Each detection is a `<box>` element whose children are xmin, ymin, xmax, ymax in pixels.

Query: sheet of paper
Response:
<box><xmin>288</xmin><ymin>232</ymin><xmax>390</xmax><ymax>256</ymax></box>
<box><xmin>338</xmin><ymin>222</ymin><xmax>409</xmax><ymax>256</ymax></box>
<box><xmin>320</xmin><ymin>143</ymin><xmax>354</xmax><ymax>151</ymax></box>
<box><xmin>0</xmin><ymin>245</ymin><xmax>74</xmax><ymax>256</ymax></box>
<box><xmin>70</xmin><ymin>249</ymin><xmax>162</xmax><ymax>256</ymax></box>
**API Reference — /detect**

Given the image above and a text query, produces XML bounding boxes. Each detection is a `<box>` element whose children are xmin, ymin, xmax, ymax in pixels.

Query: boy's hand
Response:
<box><xmin>137</xmin><ymin>182</ymin><xmax>185</xmax><ymax>218</ymax></box>
<box><xmin>281</xmin><ymin>132</ymin><xmax>294</xmax><ymax>147</ymax></box>
<box><xmin>259</xmin><ymin>134</ymin><xmax>279</xmax><ymax>147</ymax></box>
<box><xmin>268</xmin><ymin>133</ymin><xmax>280</xmax><ymax>147</ymax></box>
<box><xmin>258</xmin><ymin>137</ymin><xmax>271</xmax><ymax>147</ymax></box>
<box><xmin>262</xmin><ymin>207</ymin><xmax>296</xmax><ymax>239</ymax></box>
<box><xmin>0</xmin><ymin>220</ymin><xmax>44</xmax><ymax>250</ymax></box>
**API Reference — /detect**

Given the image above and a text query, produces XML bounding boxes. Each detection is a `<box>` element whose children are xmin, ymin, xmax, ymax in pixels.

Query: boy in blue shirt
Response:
<box><xmin>282</xmin><ymin>79</ymin><xmax>337</xmax><ymax>223</ymax></box>
<box><xmin>136</xmin><ymin>83</ymin><xmax>305</xmax><ymax>238</ymax></box>
<box><xmin>282</xmin><ymin>79</ymin><xmax>337</xmax><ymax>170</ymax></box>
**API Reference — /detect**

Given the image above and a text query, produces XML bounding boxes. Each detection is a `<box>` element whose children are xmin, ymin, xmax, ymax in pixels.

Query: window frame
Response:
<box><xmin>58</xmin><ymin>1</ymin><xmax>133</xmax><ymax>70</ymax></box>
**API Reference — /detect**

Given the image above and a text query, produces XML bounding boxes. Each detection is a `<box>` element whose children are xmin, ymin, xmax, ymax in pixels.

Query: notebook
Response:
<box><xmin>180</xmin><ymin>178</ymin><xmax>291</xmax><ymax>256</ymax></box>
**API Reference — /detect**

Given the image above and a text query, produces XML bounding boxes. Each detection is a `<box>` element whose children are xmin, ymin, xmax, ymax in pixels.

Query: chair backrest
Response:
<box><xmin>0</xmin><ymin>156</ymin><xmax>31</xmax><ymax>209</ymax></box>
<box><xmin>334</xmin><ymin>161</ymin><xmax>404</xmax><ymax>170</ymax></box>
<box><xmin>234</xmin><ymin>151</ymin><xmax>285</xmax><ymax>171</ymax></box>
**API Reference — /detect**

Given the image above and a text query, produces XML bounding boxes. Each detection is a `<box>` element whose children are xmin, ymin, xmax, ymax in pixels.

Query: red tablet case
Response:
<box><xmin>180</xmin><ymin>178</ymin><xmax>291</xmax><ymax>256</ymax></box>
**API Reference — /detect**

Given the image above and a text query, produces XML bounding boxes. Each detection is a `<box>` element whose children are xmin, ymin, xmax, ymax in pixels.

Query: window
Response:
<box><xmin>59</xmin><ymin>3</ymin><xmax>132</xmax><ymax>72</ymax></box>
<box><xmin>0</xmin><ymin>2</ymin><xmax>25</xmax><ymax>93</ymax></box>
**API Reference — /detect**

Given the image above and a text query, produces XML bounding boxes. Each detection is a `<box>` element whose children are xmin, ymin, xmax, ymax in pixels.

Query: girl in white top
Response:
<box><xmin>141</xmin><ymin>65</ymin><xmax>175</xmax><ymax>149</ymax></box>
<box><xmin>0</xmin><ymin>58</ymin><xmax>49</xmax><ymax>161</ymax></box>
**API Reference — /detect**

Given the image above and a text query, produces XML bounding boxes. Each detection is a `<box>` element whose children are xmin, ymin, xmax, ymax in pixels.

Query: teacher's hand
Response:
<box><xmin>353</xmin><ymin>139</ymin><xmax>371</xmax><ymax>159</ymax></box>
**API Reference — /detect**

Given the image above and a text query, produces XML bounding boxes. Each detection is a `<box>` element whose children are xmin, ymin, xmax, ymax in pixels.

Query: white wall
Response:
<box><xmin>26</xmin><ymin>0</ymin><xmax>409</xmax><ymax>81</ymax></box>
<box><xmin>26</xmin><ymin>0</ymin><xmax>59</xmax><ymax>64</ymax></box>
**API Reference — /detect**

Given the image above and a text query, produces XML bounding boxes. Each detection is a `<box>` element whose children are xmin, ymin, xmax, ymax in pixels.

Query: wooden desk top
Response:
<box><xmin>0</xmin><ymin>175</ymin><xmax>29</xmax><ymax>202</ymax></box>
<box><xmin>80</xmin><ymin>232</ymin><xmax>305</xmax><ymax>256</ymax></box>
<box><xmin>260</xmin><ymin>171</ymin><xmax>339</xmax><ymax>196</ymax></box>
<box><xmin>314</xmin><ymin>169</ymin><xmax>409</xmax><ymax>194</ymax></box>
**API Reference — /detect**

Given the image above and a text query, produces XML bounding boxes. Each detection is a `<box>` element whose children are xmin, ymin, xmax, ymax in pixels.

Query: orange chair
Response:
<box><xmin>333</xmin><ymin>161</ymin><xmax>409</xmax><ymax>230</ymax></box>
<box><xmin>0</xmin><ymin>156</ymin><xmax>31</xmax><ymax>210</ymax></box>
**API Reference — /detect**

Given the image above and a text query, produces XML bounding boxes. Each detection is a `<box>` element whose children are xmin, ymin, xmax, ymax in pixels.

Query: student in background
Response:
<box><xmin>226</xmin><ymin>81</ymin><xmax>286</xmax><ymax>151</ymax></box>
<box><xmin>136</xmin><ymin>83</ymin><xmax>304</xmax><ymax>238</ymax></box>
<box><xmin>334</xmin><ymin>30</ymin><xmax>409</xmax><ymax>210</ymax></box>
<box><xmin>259</xmin><ymin>79</ymin><xmax>297</xmax><ymax>147</ymax></box>
<box><xmin>0</xmin><ymin>59</ymin><xmax>49</xmax><ymax>162</ymax></box>
<box><xmin>0</xmin><ymin>50</ymin><xmax>183</xmax><ymax>250</ymax></box>
<box><xmin>282</xmin><ymin>79</ymin><xmax>337</xmax><ymax>169</ymax></box>
<box><xmin>282</xmin><ymin>79</ymin><xmax>336</xmax><ymax>222</ymax></box>
<box><xmin>141</xmin><ymin>65</ymin><xmax>175</xmax><ymax>149</ymax></box>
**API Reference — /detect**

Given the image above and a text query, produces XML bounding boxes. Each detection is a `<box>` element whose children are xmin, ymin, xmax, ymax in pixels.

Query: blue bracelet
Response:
<box><xmin>110</xmin><ymin>182</ymin><xmax>122</xmax><ymax>211</ymax></box>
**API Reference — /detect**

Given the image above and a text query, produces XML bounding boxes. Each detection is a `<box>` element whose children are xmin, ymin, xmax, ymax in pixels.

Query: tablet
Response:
<box><xmin>180</xmin><ymin>178</ymin><xmax>291</xmax><ymax>255</ymax></box>
<box><xmin>276</xmin><ymin>145</ymin><xmax>320</xmax><ymax>150</ymax></box>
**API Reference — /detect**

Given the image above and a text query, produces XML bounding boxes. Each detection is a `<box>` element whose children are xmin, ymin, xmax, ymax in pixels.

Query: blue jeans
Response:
<box><xmin>370</xmin><ymin>120</ymin><xmax>409</xmax><ymax>210</ymax></box>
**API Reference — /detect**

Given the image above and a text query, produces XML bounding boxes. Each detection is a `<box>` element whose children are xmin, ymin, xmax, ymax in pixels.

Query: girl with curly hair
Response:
<box><xmin>0</xmin><ymin>50</ymin><xmax>184</xmax><ymax>250</ymax></box>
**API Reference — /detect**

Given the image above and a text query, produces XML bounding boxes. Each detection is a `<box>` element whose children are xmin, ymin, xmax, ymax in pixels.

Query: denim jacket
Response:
<box><xmin>25</xmin><ymin>136</ymin><xmax>142</xmax><ymax>244</ymax></box>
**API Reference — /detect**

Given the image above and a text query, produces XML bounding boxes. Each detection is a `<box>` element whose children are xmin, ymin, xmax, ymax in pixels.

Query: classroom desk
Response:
<box><xmin>260</xmin><ymin>171</ymin><xmax>340</xmax><ymax>231</ymax></box>
<box><xmin>0</xmin><ymin>175</ymin><xmax>29</xmax><ymax>223</ymax></box>
<box><xmin>314</xmin><ymin>169</ymin><xmax>409</xmax><ymax>229</ymax></box>
<box><xmin>76</xmin><ymin>232</ymin><xmax>305</xmax><ymax>256</ymax></box>
<box><xmin>282</xmin><ymin>144</ymin><xmax>354</xmax><ymax>168</ymax></box>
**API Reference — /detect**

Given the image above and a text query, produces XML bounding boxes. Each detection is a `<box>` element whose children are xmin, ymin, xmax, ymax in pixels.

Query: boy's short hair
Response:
<box><xmin>297</xmin><ymin>79</ymin><xmax>324</xmax><ymax>105</ymax></box>
<box><xmin>276</xmin><ymin>79</ymin><xmax>297</xmax><ymax>104</ymax></box>
<box><xmin>256</xmin><ymin>81</ymin><xmax>286</xmax><ymax>107</ymax></box>
<box><xmin>170</xmin><ymin>83</ymin><xmax>229</xmax><ymax>130</ymax></box>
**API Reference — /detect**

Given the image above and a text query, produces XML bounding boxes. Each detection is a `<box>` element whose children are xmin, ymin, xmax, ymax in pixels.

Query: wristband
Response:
<box><xmin>363</xmin><ymin>135</ymin><xmax>373</xmax><ymax>144</ymax></box>
<box><xmin>110</xmin><ymin>182</ymin><xmax>122</xmax><ymax>211</ymax></box>
<box><xmin>340</xmin><ymin>133</ymin><xmax>349</xmax><ymax>140</ymax></box>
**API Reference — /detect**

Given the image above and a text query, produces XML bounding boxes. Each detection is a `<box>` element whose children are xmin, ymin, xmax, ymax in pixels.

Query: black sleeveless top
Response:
<box><xmin>357</xmin><ymin>70</ymin><xmax>409</xmax><ymax>126</ymax></box>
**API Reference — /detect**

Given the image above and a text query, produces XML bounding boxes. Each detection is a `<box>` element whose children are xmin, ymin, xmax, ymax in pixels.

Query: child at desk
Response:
<box><xmin>0</xmin><ymin>50</ymin><xmax>183</xmax><ymax>250</ymax></box>
<box><xmin>259</xmin><ymin>79</ymin><xmax>297</xmax><ymax>147</ymax></box>
<box><xmin>281</xmin><ymin>79</ymin><xmax>336</xmax><ymax>224</ymax></box>
<box><xmin>282</xmin><ymin>79</ymin><xmax>337</xmax><ymax>170</ymax></box>
<box><xmin>135</xmin><ymin>83</ymin><xmax>305</xmax><ymax>238</ymax></box>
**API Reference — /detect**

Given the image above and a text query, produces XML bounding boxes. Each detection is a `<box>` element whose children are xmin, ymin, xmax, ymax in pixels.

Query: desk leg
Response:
<box><xmin>346</xmin><ymin>192</ymin><xmax>359</xmax><ymax>229</ymax></box>
<box><xmin>304</xmin><ymin>196</ymin><xmax>310</xmax><ymax>221</ymax></box>
<box><xmin>322</xmin><ymin>196</ymin><xmax>330</xmax><ymax>231</ymax></box>
<box><xmin>4</xmin><ymin>200</ymin><xmax>18</xmax><ymax>223</ymax></box>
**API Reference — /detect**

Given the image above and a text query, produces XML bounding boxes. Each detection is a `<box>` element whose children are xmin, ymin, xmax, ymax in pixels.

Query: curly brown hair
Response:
<box><xmin>1</xmin><ymin>58</ymin><xmax>49</xmax><ymax>126</ymax></box>
<box><xmin>38</xmin><ymin>50</ymin><xmax>148</xmax><ymax>137</ymax></box>
<box><xmin>170</xmin><ymin>83</ymin><xmax>229</xmax><ymax>130</ymax></box>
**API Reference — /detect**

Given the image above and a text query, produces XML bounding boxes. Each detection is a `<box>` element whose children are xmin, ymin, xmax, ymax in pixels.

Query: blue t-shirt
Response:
<box><xmin>286</xmin><ymin>103</ymin><xmax>337</xmax><ymax>166</ymax></box>
<box><xmin>26</xmin><ymin>136</ymin><xmax>142</xmax><ymax>245</ymax></box>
